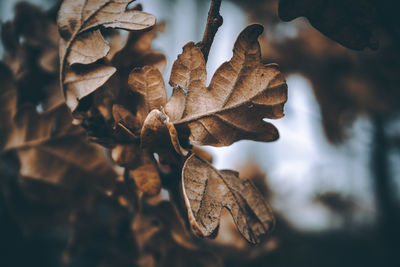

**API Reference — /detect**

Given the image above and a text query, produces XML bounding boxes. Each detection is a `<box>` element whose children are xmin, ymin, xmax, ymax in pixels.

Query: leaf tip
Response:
<box><xmin>243</xmin><ymin>24</ymin><xmax>264</xmax><ymax>40</ymax></box>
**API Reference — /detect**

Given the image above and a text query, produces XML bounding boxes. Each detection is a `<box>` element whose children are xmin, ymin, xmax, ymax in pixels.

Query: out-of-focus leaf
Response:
<box><xmin>57</xmin><ymin>0</ymin><xmax>156</xmax><ymax>112</ymax></box>
<box><xmin>129</xmin><ymin>150</ymin><xmax>162</xmax><ymax>196</ymax></box>
<box><xmin>278</xmin><ymin>0</ymin><xmax>379</xmax><ymax>50</ymax></box>
<box><xmin>0</xmin><ymin>63</ymin><xmax>116</xmax><ymax>191</ymax></box>
<box><xmin>132</xmin><ymin>201</ymin><xmax>223</xmax><ymax>267</ymax></box>
<box><xmin>258</xmin><ymin>13</ymin><xmax>400</xmax><ymax>142</ymax></box>
<box><xmin>1</xmin><ymin>2</ymin><xmax>63</xmax><ymax>113</ymax></box>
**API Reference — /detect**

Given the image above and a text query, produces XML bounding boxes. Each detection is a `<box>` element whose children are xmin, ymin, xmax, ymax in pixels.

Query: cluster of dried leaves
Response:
<box><xmin>1</xmin><ymin>0</ymin><xmax>288</xmax><ymax>265</ymax></box>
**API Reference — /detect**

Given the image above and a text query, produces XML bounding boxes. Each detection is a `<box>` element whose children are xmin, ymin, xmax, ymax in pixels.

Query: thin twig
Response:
<box><xmin>198</xmin><ymin>0</ymin><xmax>223</xmax><ymax>62</ymax></box>
<box><xmin>117</xmin><ymin>122</ymin><xmax>138</xmax><ymax>139</ymax></box>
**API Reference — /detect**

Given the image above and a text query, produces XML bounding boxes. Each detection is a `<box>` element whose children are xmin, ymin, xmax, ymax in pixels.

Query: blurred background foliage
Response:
<box><xmin>1</xmin><ymin>0</ymin><xmax>399</xmax><ymax>266</ymax></box>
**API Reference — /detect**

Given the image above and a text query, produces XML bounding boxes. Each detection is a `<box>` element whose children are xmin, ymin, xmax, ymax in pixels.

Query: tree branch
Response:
<box><xmin>198</xmin><ymin>0</ymin><xmax>223</xmax><ymax>62</ymax></box>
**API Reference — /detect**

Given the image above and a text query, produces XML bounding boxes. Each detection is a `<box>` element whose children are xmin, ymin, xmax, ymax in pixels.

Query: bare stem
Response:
<box><xmin>117</xmin><ymin>122</ymin><xmax>138</xmax><ymax>139</ymax></box>
<box><xmin>199</xmin><ymin>0</ymin><xmax>223</xmax><ymax>62</ymax></box>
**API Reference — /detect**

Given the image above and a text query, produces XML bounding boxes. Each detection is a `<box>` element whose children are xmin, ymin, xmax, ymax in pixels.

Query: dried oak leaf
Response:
<box><xmin>165</xmin><ymin>24</ymin><xmax>287</xmax><ymax>146</ymax></box>
<box><xmin>102</xmin><ymin>22</ymin><xmax>166</xmax><ymax>126</ymax></box>
<box><xmin>182</xmin><ymin>154</ymin><xmax>275</xmax><ymax>244</ymax></box>
<box><xmin>0</xmin><ymin>63</ymin><xmax>116</xmax><ymax>192</ymax></box>
<box><xmin>116</xmin><ymin>24</ymin><xmax>282</xmax><ymax>240</ymax></box>
<box><xmin>130</xmin><ymin>66</ymin><xmax>187</xmax><ymax>158</ymax></box>
<box><xmin>75</xmin><ymin>25</ymin><xmax>166</xmax><ymax>146</ymax></box>
<box><xmin>129</xmin><ymin>65</ymin><xmax>167</xmax><ymax>125</ymax></box>
<box><xmin>128</xmin><ymin>149</ymin><xmax>162</xmax><ymax>196</ymax></box>
<box><xmin>57</xmin><ymin>0</ymin><xmax>156</xmax><ymax>112</ymax></box>
<box><xmin>110</xmin><ymin>66</ymin><xmax>170</xmax><ymax>196</ymax></box>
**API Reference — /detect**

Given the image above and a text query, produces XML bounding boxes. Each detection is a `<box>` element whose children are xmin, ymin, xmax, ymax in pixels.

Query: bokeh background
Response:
<box><xmin>1</xmin><ymin>0</ymin><xmax>399</xmax><ymax>266</ymax></box>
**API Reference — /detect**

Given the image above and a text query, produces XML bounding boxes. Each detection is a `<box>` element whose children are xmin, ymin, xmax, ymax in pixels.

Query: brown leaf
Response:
<box><xmin>16</xmin><ymin>133</ymin><xmax>114</xmax><ymax>189</ymax></box>
<box><xmin>112</xmin><ymin>104</ymin><xmax>141</xmax><ymax>132</ymax></box>
<box><xmin>239</xmin><ymin>163</ymin><xmax>271</xmax><ymax>199</ymax></box>
<box><xmin>166</xmin><ymin>24</ymin><xmax>287</xmax><ymax>146</ymax></box>
<box><xmin>105</xmin><ymin>25</ymin><xmax>167</xmax><ymax>134</ymax></box>
<box><xmin>64</xmin><ymin>64</ymin><xmax>116</xmax><ymax>110</ymax></box>
<box><xmin>0</xmin><ymin>64</ymin><xmax>116</xmax><ymax>191</ymax></box>
<box><xmin>128</xmin><ymin>65</ymin><xmax>167</xmax><ymax>124</ymax></box>
<box><xmin>0</xmin><ymin>63</ymin><xmax>17</xmax><ymax>148</ymax></box>
<box><xmin>111</xmin><ymin>144</ymin><xmax>141</xmax><ymax>169</ymax></box>
<box><xmin>57</xmin><ymin>0</ymin><xmax>156</xmax><ymax>112</ymax></box>
<box><xmin>182</xmin><ymin>154</ymin><xmax>275</xmax><ymax>244</ymax></box>
<box><xmin>111</xmin><ymin>22</ymin><xmax>167</xmax><ymax>73</ymax></box>
<box><xmin>141</xmin><ymin>109</ymin><xmax>188</xmax><ymax>157</ymax></box>
<box><xmin>1</xmin><ymin>3</ymin><xmax>64</xmax><ymax>113</ymax></box>
<box><xmin>66</xmin><ymin>30</ymin><xmax>110</xmax><ymax>65</ymax></box>
<box><xmin>131</xmin><ymin>201</ymin><xmax>223</xmax><ymax>267</ymax></box>
<box><xmin>129</xmin><ymin>150</ymin><xmax>161</xmax><ymax>196</ymax></box>
<box><xmin>192</xmin><ymin>146</ymin><xmax>213</xmax><ymax>163</ymax></box>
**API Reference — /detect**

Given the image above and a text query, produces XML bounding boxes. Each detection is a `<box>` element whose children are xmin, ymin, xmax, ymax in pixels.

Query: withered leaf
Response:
<box><xmin>66</xmin><ymin>30</ymin><xmax>110</xmax><ymax>65</ymax></box>
<box><xmin>112</xmin><ymin>104</ymin><xmax>142</xmax><ymax>132</ymax></box>
<box><xmin>111</xmin><ymin>144</ymin><xmax>161</xmax><ymax>196</ymax></box>
<box><xmin>132</xmin><ymin>201</ymin><xmax>222</xmax><ymax>267</ymax></box>
<box><xmin>57</xmin><ymin>0</ymin><xmax>156</xmax><ymax>112</ymax></box>
<box><xmin>111</xmin><ymin>22</ymin><xmax>167</xmax><ymax>72</ymax></box>
<box><xmin>1</xmin><ymin>3</ymin><xmax>64</xmax><ymax>113</ymax></box>
<box><xmin>111</xmin><ymin>144</ymin><xmax>141</xmax><ymax>169</ymax></box>
<box><xmin>129</xmin><ymin>149</ymin><xmax>161</xmax><ymax>196</ymax></box>
<box><xmin>141</xmin><ymin>109</ymin><xmax>188</xmax><ymax>157</ymax></box>
<box><xmin>182</xmin><ymin>154</ymin><xmax>275</xmax><ymax>244</ymax></box>
<box><xmin>128</xmin><ymin>65</ymin><xmax>167</xmax><ymax>124</ymax></box>
<box><xmin>192</xmin><ymin>146</ymin><xmax>213</xmax><ymax>163</ymax></box>
<box><xmin>64</xmin><ymin>64</ymin><xmax>116</xmax><ymax>109</ymax></box>
<box><xmin>166</xmin><ymin>24</ymin><xmax>287</xmax><ymax>146</ymax></box>
<box><xmin>0</xmin><ymin>64</ymin><xmax>116</xmax><ymax>191</ymax></box>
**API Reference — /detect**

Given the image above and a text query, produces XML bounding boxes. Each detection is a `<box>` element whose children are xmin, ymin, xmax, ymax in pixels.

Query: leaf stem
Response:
<box><xmin>199</xmin><ymin>0</ymin><xmax>223</xmax><ymax>62</ymax></box>
<box><xmin>117</xmin><ymin>122</ymin><xmax>139</xmax><ymax>139</ymax></box>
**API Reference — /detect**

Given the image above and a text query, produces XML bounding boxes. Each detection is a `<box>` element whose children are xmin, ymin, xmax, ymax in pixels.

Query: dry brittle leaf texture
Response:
<box><xmin>66</xmin><ymin>30</ymin><xmax>110</xmax><ymax>65</ymax></box>
<box><xmin>57</xmin><ymin>0</ymin><xmax>156</xmax><ymax>112</ymax></box>
<box><xmin>57</xmin><ymin>0</ymin><xmax>155</xmax><ymax>42</ymax></box>
<box><xmin>166</xmin><ymin>24</ymin><xmax>287</xmax><ymax>146</ymax></box>
<box><xmin>64</xmin><ymin>64</ymin><xmax>117</xmax><ymax>110</ymax></box>
<box><xmin>129</xmin><ymin>65</ymin><xmax>167</xmax><ymax>124</ymax></box>
<box><xmin>182</xmin><ymin>154</ymin><xmax>275</xmax><ymax>244</ymax></box>
<box><xmin>141</xmin><ymin>109</ymin><xmax>188</xmax><ymax>159</ymax></box>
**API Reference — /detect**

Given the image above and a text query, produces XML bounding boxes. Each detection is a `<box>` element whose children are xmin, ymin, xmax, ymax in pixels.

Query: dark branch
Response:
<box><xmin>198</xmin><ymin>0</ymin><xmax>223</xmax><ymax>62</ymax></box>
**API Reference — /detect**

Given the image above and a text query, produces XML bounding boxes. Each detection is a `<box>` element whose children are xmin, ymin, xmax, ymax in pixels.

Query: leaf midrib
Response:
<box><xmin>173</xmin><ymin>83</ymin><xmax>285</xmax><ymax>125</ymax></box>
